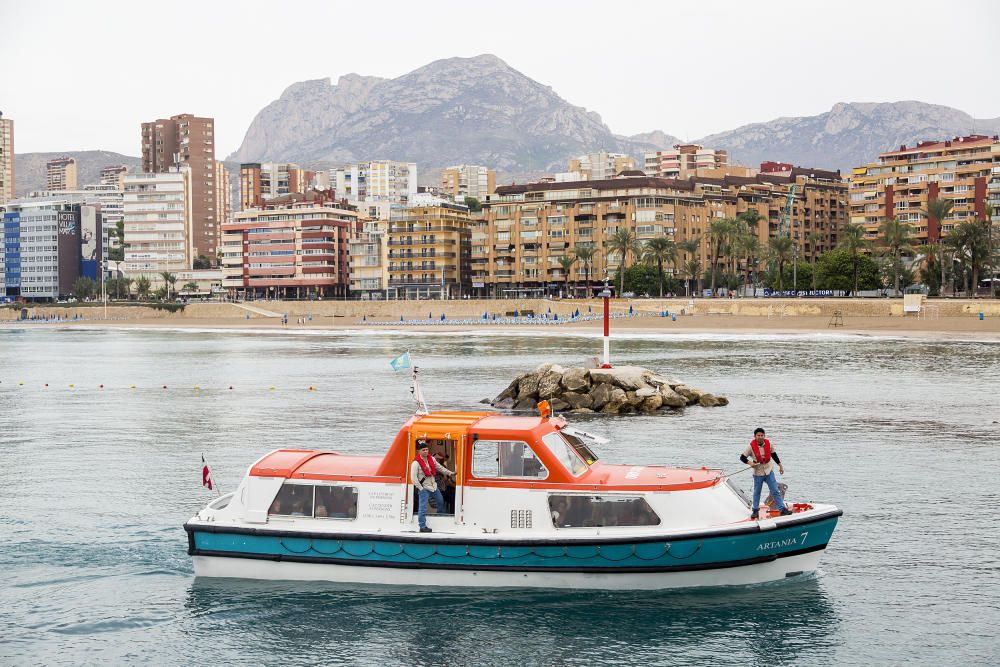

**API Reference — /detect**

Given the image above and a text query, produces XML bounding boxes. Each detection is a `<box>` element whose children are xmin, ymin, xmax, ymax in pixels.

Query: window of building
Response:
<box><xmin>472</xmin><ymin>440</ymin><xmax>548</xmax><ymax>479</ymax></box>
<box><xmin>548</xmin><ymin>494</ymin><xmax>661</xmax><ymax>528</ymax></box>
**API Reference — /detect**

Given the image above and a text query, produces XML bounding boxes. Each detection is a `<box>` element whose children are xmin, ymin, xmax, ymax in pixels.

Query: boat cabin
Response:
<box><xmin>228</xmin><ymin>411</ymin><xmax>743</xmax><ymax>535</ymax></box>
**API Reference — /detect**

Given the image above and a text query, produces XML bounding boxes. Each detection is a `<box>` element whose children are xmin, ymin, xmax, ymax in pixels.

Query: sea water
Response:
<box><xmin>1</xmin><ymin>327</ymin><xmax>998</xmax><ymax>666</ymax></box>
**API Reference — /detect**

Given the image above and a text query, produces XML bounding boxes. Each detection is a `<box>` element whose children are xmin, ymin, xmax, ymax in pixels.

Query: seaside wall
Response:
<box><xmin>2</xmin><ymin>297</ymin><xmax>1000</xmax><ymax>322</ymax></box>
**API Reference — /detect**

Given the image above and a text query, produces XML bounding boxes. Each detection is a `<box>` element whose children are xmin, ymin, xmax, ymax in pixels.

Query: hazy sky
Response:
<box><xmin>2</xmin><ymin>0</ymin><xmax>998</xmax><ymax>158</ymax></box>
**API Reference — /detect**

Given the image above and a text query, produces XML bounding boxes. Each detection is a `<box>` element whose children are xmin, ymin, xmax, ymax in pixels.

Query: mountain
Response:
<box><xmin>230</xmin><ymin>54</ymin><xmax>641</xmax><ymax>172</ymax></box>
<box><xmin>693</xmin><ymin>102</ymin><xmax>1000</xmax><ymax>171</ymax></box>
<box><xmin>12</xmin><ymin>150</ymin><xmax>141</xmax><ymax>195</ymax></box>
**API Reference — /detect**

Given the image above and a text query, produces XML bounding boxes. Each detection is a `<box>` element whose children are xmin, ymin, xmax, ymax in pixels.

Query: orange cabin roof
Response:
<box><xmin>249</xmin><ymin>411</ymin><xmax>722</xmax><ymax>491</ymax></box>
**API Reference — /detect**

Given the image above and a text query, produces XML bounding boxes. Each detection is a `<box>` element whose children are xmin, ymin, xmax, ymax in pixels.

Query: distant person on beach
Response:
<box><xmin>412</xmin><ymin>440</ymin><xmax>454</xmax><ymax>532</ymax></box>
<box><xmin>740</xmin><ymin>427</ymin><xmax>792</xmax><ymax>519</ymax></box>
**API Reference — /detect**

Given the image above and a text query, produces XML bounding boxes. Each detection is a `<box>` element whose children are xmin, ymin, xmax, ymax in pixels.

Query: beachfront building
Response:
<box><xmin>348</xmin><ymin>219</ymin><xmax>390</xmax><ymax>299</ymax></box>
<box><xmin>100</xmin><ymin>165</ymin><xmax>129</xmax><ymax>190</ymax></box>
<box><xmin>386</xmin><ymin>203</ymin><xmax>472</xmax><ymax>299</ymax></box>
<box><xmin>331</xmin><ymin>161</ymin><xmax>418</xmax><ymax>205</ymax></box>
<box><xmin>220</xmin><ymin>191</ymin><xmax>361</xmax><ymax>299</ymax></box>
<box><xmin>849</xmin><ymin>134</ymin><xmax>999</xmax><ymax>244</ymax></box>
<box><xmin>141</xmin><ymin>113</ymin><xmax>224</xmax><ymax>261</ymax></box>
<box><xmin>0</xmin><ymin>112</ymin><xmax>14</xmax><ymax>205</ymax></box>
<box><xmin>643</xmin><ymin>144</ymin><xmax>728</xmax><ymax>179</ymax></box>
<box><xmin>440</xmin><ymin>165</ymin><xmax>496</xmax><ymax>202</ymax></box>
<box><xmin>1</xmin><ymin>196</ymin><xmax>103</xmax><ymax>300</ymax></box>
<box><xmin>474</xmin><ymin>168</ymin><xmax>846</xmax><ymax>297</ymax></box>
<box><xmin>123</xmin><ymin>169</ymin><xmax>193</xmax><ymax>279</ymax></box>
<box><xmin>24</xmin><ymin>185</ymin><xmax>124</xmax><ymax>266</ymax></box>
<box><xmin>46</xmin><ymin>157</ymin><xmax>78</xmax><ymax>191</ymax></box>
<box><xmin>557</xmin><ymin>152</ymin><xmax>636</xmax><ymax>182</ymax></box>
<box><xmin>239</xmin><ymin>162</ymin><xmax>309</xmax><ymax>210</ymax></box>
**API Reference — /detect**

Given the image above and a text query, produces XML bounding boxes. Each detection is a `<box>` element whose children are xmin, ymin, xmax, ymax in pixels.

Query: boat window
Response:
<box><xmin>558</xmin><ymin>430</ymin><xmax>600</xmax><ymax>464</ymax></box>
<box><xmin>269</xmin><ymin>483</ymin><xmax>314</xmax><ymax>517</ymax></box>
<box><xmin>541</xmin><ymin>432</ymin><xmax>589</xmax><ymax>476</ymax></box>
<box><xmin>314</xmin><ymin>486</ymin><xmax>358</xmax><ymax>520</ymax></box>
<box><xmin>548</xmin><ymin>494</ymin><xmax>661</xmax><ymax>528</ymax></box>
<box><xmin>472</xmin><ymin>440</ymin><xmax>548</xmax><ymax>479</ymax></box>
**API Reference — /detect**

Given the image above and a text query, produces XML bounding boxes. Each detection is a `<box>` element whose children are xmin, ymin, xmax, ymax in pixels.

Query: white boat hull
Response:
<box><xmin>192</xmin><ymin>548</ymin><xmax>826</xmax><ymax>590</ymax></box>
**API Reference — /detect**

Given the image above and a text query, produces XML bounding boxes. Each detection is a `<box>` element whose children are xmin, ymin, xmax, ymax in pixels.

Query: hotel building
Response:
<box><xmin>239</xmin><ymin>162</ymin><xmax>309</xmax><ymax>210</ymax></box>
<box><xmin>123</xmin><ymin>169</ymin><xmax>192</xmax><ymax>278</ymax></box>
<box><xmin>386</xmin><ymin>203</ymin><xmax>472</xmax><ymax>299</ymax></box>
<box><xmin>473</xmin><ymin>168</ymin><xmax>846</xmax><ymax>297</ymax></box>
<box><xmin>440</xmin><ymin>165</ymin><xmax>496</xmax><ymax>202</ymax></box>
<box><xmin>644</xmin><ymin>144</ymin><xmax>728</xmax><ymax>179</ymax></box>
<box><xmin>331</xmin><ymin>161</ymin><xmax>418</xmax><ymax>205</ymax></box>
<box><xmin>220</xmin><ymin>191</ymin><xmax>361</xmax><ymax>299</ymax></box>
<box><xmin>849</xmin><ymin>134</ymin><xmax>998</xmax><ymax>243</ymax></box>
<box><xmin>46</xmin><ymin>157</ymin><xmax>78</xmax><ymax>191</ymax></box>
<box><xmin>141</xmin><ymin>113</ymin><xmax>221</xmax><ymax>261</ymax></box>
<box><xmin>0</xmin><ymin>112</ymin><xmax>14</xmax><ymax>205</ymax></box>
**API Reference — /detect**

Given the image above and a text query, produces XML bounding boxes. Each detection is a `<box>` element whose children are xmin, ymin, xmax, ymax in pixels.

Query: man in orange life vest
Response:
<box><xmin>740</xmin><ymin>427</ymin><xmax>793</xmax><ymax>520</ymax></box>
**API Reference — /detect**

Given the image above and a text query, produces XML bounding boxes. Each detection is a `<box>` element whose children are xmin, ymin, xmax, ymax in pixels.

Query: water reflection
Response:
<box><xmin>185</xmin><ymin>576</ymin><xmax>837</xmax><ymax>666</ymax></box>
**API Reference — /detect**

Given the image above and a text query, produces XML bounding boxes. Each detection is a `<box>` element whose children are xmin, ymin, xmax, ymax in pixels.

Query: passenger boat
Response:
<box><xmin>185</xmin><ymin>407</ymin><xmax>841</xmax><ymax>590</ymax></box>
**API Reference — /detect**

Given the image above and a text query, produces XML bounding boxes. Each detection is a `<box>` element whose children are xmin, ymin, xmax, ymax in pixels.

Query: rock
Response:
<box><xmin>674</xmin><ymin>385</ymin><xmax>704</xmax><ymax>405</ymax></box>
<box><xmin>635</xmin><ymin>386</ymin><xmax>659</xmax><ymax>398</ymax></box>
<box><xmin>569</xmin><ymin>407</ymin><xmax>594</xmax><ymax>414</ymax></box>
<box><xmin>624</xmin><ymin>390</ymin><xmax>643</xmax><ymax>407</ymax></box>
<box><xmin>588</xmin><ymin>366</ymin><xmax>648</xmax><ymax>390</ymax></box>
<box><xmin>537</xmin><ymin>370</ymin><xmax>564</xmax><ymax>400</ymax></box>
<box><xmin>494</xmin><ymin>373</ymin><xmax>525</xmax><ymax>402</ymax></box>
<box><xmin>590</xmin><ymin>383</ymin><xmax>613</xmax><ymax>411</ymax></box>
<box><xmin>560</xmin><ymin>367</ymin><xmax>589</xmax><ymax>392</ymax></box>
<box><xmin>517</xmin><ymin>373</ymin><xmax>541</xmax><ymax>400</ymax></box>
<box><xmin>494</xmin><ymin>397</ymin><xmax>515</xmax><ymax>410</ymax></box>
<box><xmin>640</xmin><ymin>394</ymin><xmax>663</xmax><ymax>413</ymax></box>
<box><xmin>561</xmin><ymin>391</ymin><xmax>594</xmax><ymax>410</ymax></box>
<box><xmin>549</xmin><ymin>398</ymin><xmax>570</xmax><ymax>412</ymax></box>
<box><xmin>479</xmin><ymin>398</ymin><xmax>491</xmax><ymax>404</ymax></box>
<box><xmin>659</xmin><ymin>386</ymin><xmax>687</xmax><ymax>408</ymax></box>
<box><xmin>514</xmin><ymin>397</ymin><xmax>537</xmax><ymax>411</ymax></box>
<box><xmin>600</xmin><ymin>387</ymin><xmax>628</xmax><ymax>414</ymax></box>
<box><xmin>715</xmin><ymin>396</ymin><xmax>729</xmax><ymax>406</ymax></box>
<box><xmin>698</xmin><ymin>393</ymin><xmax>718</xmax><ymax>407</ymax></box>
<box><xmin>533</xmin><ymin>362</ymin><xmax>555</xmax><ymax>375</ymax></box>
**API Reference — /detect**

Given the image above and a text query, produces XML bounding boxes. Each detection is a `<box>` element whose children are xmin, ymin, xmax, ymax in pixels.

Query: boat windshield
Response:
<box><xmin>541</xmin><ymin>432</ymin><xmax>589</xmax><ymax>476</ymax></box>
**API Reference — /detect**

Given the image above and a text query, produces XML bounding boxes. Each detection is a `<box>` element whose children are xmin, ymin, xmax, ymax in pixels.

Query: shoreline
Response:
<box><xmin>5</xmin><ymin>314</ymin><xmax>999</xmax><ymax>341</ymax></box>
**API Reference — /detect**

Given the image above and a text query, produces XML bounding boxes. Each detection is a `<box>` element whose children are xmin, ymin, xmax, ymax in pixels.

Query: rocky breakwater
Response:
<box><xmin>491</xmin><ymin>364</ymin><xmax>728</xmax><ymax>415</ymax></box>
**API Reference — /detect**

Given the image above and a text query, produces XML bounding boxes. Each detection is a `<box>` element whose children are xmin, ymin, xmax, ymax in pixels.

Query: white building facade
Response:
<box><xmin>123</xmin><ymin>169</ymin><xmax>192</xmax><ymax>277</ymax></box>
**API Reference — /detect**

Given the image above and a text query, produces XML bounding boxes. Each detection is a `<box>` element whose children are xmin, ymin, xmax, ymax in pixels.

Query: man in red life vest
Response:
<box><xmin>412</xmin><ymin>439</ymin><xmax>455</xmax><ymax>533</ymax></box>
<box><xmin>740</xmin><ymin>427</ymin><xmax>793</xmax><ymax>519</ymax></box>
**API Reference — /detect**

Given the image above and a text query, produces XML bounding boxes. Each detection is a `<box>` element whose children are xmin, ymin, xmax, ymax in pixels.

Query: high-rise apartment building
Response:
<box><xmin>644</xmin><ymin>144</ymin><xmax>728</xmax><ymax>179</ymax></box>
<box><xmin>123</xmin><ymin>169</ymin><xmax>192</xmax><ymax>278</ymax></box>
<box><xmin>216</xmin><ymin>162</ymin><xmax>231</xmax><ymax>227</ymax></box>
<box><xmin>440</xmin><ymin>165</ymin><xmax>496</xmax><ymax>202</ymax></box>
<box><xmin>239</xmin><ymin>162</ymin><xmax>308</xmax><ymax>210</ymax></box>
<box><xmin>221</xmin><ymin>191</ymin><xmax>360</xmax><ymax>299</ymax></box>
<box><xmin>141</xmin><ymin>114</ymin><xmax>220</xmax><ymax>262</ymax></box>
<box><xmin>100</xmin><ymin>165</ymin><xmax>129</xmax><ymax>190</ymax></box>
<box><xmin>46</xmin><ymin>157</ymin><xmax>77</xmax><ymax>191</ymax></box>
<box><xmin>0</xmin><ymin>112</ymin><xmax>13</xmax><ymax>205</ymax></box>
<box><xmin>386</xmin><ymin>203</ymin><xmax>472</xmax><ymax>299</ymax></box>
<box><xmin>473</xmin><ymin>169</ymin><xmax>845</xmax><ymax>297</ymax></box>
<box><xmin>23</xmin><ymin>185</ymin><xmax>124</xmax><ymax>265</ymax></box>
<box><xmin>849</xmin><ymin>134</ymin><xmax>998</xmax><ymax>243</ymax></box>
<box><xmin>331</xmin><ymin>161</ymin><xmax>418</xmax><ymax>205</ymax></box>
<box><xmin>558</xmin><ymin>152</ymin><xmax>636</xmax><ymax>182</ymax></box>
<box><xmin>348</xmin><ymin>219</ymin><xmax>390</xmax><ymax>298</ymax></box>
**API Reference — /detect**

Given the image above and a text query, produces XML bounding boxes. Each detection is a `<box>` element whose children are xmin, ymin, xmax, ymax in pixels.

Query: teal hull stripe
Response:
<box><xmin>190</xmin><ymin>516</ymin><xmax>838</xmax><ymax>572</ymax></box>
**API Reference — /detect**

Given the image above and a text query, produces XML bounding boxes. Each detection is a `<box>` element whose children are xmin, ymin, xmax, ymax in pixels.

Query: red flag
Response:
<box><xmin>201</xmin><ymin>454</ymin><xmax>214</xmax><ymax>491</ymax></box>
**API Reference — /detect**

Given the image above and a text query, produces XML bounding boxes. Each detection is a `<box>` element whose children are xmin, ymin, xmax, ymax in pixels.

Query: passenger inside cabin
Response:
<box><xmin>433</xmin><ymin>452</ymin><xmax>455</xmax><ymax>513</ymax></box>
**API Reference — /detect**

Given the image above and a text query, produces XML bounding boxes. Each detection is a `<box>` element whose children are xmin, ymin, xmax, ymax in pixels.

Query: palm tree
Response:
<box><xmin>605</xmin><ymin>228</ymin><xmax>642</xmax><ymax>296</ymax></box>
<box><xmin>707</xmin><ymin>218</ymin><xmax>736</xmax><ymax>296</ymax></box>
<box><xmin>122</xmin><ymin>277</ymin><xmax>134</xmax><ymax>300</ymax></box>
<box><xmin>677</xmin><ymin>237</ymin><xmax>702</xmax><ymax>296</ymax></box>
<box><xmin>949</xmin><ymin>220</ymin><xmax>991</xmax><ymax>297</ymax></box>
<box><xmin>768</xmin><ymin>236</ymin><xmax>794</xmax><ymax>291</ymax></box>
<box><xmin>556</xmin><ymin>255</ymin><xmax>577</xmax><ymax>297</ymax></box>
<box><xmin>924</xmin><ymin>198</ymin><xmax>955</xmax><ymax>296</ymax></box>
<box><xmin>160</xmin><ymin>271</ymin><xmax>178</xmax><ymax>301</ymax></box>
<box><xmin>573</xmin><ymin>245</ymin><xmax>597</xmax><ymax>298</ymax></box>
<box><xmin>182</xmin><ymin>281</ymin><xmax>199</xmax><ymax>293</ymax></box>
<box><xmin>807</xmin><ymin>231</ymin><xmax>823</xmax><ymax>290</ymax></box>
<box><xmin>136</xmin><ymin>275</ymin><xmax>151</xmax><ymax>301</ymax></box>
<box><xmin>838</xmin><ymin>223</ymin><xmax>870</xmax><ymax>296</ymax></box>
<box><xmin>917</xmin><ymin>243</ymin><xmax>942</xmax><ymax>295</ymax></box>
<box><xmin>738</xmin><ymin>235</ymin><xmax>762</xmax><ymax>296</ymax></box>
<box><xmin>683</xmin><ymin>259</ymin><xmax>702</xmax><ymax>296</ymax></box>
<box><xmin>877</xmin><ymin>217</ymin><xmax>913</xmax><ymax>295</ymax></box>
<box><xmin>641</xmin><ymin>236</ymin><xmax>676</xmax><ymax>297</ymax></box>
